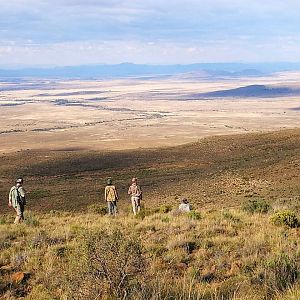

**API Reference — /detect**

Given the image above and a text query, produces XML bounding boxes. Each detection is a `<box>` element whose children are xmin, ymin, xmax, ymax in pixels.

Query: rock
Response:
<box><xmin>11</xmin><ymin>271</ymin><xmax>27</xmax><ymax>284</ymax></box>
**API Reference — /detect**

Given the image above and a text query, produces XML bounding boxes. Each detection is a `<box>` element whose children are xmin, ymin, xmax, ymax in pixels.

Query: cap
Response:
<box><xmin>181</xmin><ymin>198</ymin><xmax>188</xmax><ymax>204</ymax></box>
<box><xmin>16</xmin><ymin>178</ymin><xmax>23</xmax><ymax>184</ymax></box>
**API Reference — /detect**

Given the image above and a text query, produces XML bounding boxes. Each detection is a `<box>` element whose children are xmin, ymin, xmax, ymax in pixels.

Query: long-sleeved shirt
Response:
<box><xmin>9</xmin><ymin>186</ymin><xmax>26</xmax><ymax>208</ymax></box>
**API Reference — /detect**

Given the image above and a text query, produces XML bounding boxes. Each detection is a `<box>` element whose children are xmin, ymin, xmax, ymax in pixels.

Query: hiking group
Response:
<box><xmin>8</xmin><ymin>176</ymin><xmax>191</xmax><ymax>223</ymax></box>
<box><xmin>8</xmin><ymin>177</ymin><xmax>144</xmax><ymax>223</ymax></box>
<box><xmin>105</xmin><ymin>177</ymin><xmax>142</xmax><ymax>216</ymax></box>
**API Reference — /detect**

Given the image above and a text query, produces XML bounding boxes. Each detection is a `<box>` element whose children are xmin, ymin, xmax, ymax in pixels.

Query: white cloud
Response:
<box><xmin>1</xmin><ymin>0</ymin><xmax>300</xmax><ymax>65</ymax></box>
<box><xmin>1</xmin><ymin>36</ymin><xmax>300</xmax><ymax>67</ymax></box>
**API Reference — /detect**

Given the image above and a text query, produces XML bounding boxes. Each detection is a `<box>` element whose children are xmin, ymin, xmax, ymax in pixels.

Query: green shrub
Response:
<box><xmin>187</xmin><ymin>210</ymin><xmax>201</xmax><ymax>220</ymax></box>
<box><xmin>159</xmin><ymin>204</ymin><xmax>173</xmax><ymax>214</ymax></box>
<box><xmin>243</xmin><ymin>198</ymin><xmax>271</xmax><ymax>214</ymax></box>
<box><xmin>270</xmin><ymin>210</ymin><xmax>299</xmax><ymax>228</ymax></box>
<box><xmin>87</xmin><ymin>204</ymin><xmax>107</xmax><ymax>215</ymax></box>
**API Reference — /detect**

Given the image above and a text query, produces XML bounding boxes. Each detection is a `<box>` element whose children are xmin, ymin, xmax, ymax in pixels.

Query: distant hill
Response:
<box><xmin>192</xmin><ymin>84</ymin><xmax>300</xmax><ymax>98</ymax></box>
<box><xmin>1</xmin><ymin>62</ymin><xmax>300</xmax><ymax>79</ymax></box>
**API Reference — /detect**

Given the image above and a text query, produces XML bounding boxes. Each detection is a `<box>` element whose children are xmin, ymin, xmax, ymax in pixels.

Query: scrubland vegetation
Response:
<box><xmin>1</xmin><ymin>200</ymin><xmax>299</xmax><ymax>300</ymax></box>
<box><xmin>0</xmin><ymin>129</ymin><xmax>299</xmax><ymax>299</ymax></box>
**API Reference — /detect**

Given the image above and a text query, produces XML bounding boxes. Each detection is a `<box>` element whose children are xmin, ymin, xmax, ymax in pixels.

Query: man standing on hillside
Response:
<box><xmin>128</xmin><ymin>178</ymin><xmax>142</xmax><ymax>215</ymax></box>
<box><xmin>105</xmin><ymin>178</ymin><xmax>119</xmax><ymax>216</ymax></box>
<box><xmin>8</xmin><ymin>178</ymin><xmax>26</xmax><ymax>224</ymax></box>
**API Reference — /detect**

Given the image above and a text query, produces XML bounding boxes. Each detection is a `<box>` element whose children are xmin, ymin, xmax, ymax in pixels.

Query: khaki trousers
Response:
<box><xmin>14</xmin><ymin>204</ymin><xmax>25</xmax><ymax>224</ymax></box>
<box><xmin>131</xmin><ymin>196</ymin><xmax>141</xmax><ymax>215</ymax></box>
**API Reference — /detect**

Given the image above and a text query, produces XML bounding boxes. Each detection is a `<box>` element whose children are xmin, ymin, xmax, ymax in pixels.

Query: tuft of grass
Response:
<box><xmin>221</xmin><ymin>210</ymin><xmax>241</xmax><ymax>223</ymax></box>
<box><xmin>187</xmin><ymin>210</ymin><xmax>201</xmax><ymax>220</ymax></box>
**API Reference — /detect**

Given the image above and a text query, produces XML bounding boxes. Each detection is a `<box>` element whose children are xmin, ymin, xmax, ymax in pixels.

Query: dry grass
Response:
<box><xmin>0</xmin><ymin>204</ymin><xmax>299</xmax><ymax>299</ymax></box>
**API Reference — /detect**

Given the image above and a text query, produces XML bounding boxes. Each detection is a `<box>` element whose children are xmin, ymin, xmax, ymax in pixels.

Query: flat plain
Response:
<box><xmin>0</xmin><ymin>71</ymin><xmax>299</xmax><ymax>153</ymax></box>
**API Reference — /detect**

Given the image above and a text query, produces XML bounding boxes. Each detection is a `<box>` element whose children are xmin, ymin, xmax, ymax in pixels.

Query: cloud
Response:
<box><xmin>1</xmin><ymin>36</ymin><xmax>300</xmax><ymax>67</ymax></box>
<box><xmin>0</xmin><ymin>0</ymin><xmax>300</xmax><ymax>65</ymax></box>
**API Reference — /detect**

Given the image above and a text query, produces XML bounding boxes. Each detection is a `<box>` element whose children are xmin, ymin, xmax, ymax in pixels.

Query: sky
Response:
<box><xmin>0</xmin><ymin>0</ymin><xmax>300</xmax><ymax>67</ymax></box>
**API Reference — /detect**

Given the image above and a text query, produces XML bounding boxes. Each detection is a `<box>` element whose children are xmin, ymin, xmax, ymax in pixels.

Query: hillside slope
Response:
<box><xmin>0</xmin><ymin>129</ymin><xmax>299</xmax><ymax>213</ymax></box>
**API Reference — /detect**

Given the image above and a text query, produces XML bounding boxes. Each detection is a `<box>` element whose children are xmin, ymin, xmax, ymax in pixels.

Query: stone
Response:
<box><xmin>11</xmin><ymin>271</ymin><xmax>26</xmax><ymax>284</ymax></box>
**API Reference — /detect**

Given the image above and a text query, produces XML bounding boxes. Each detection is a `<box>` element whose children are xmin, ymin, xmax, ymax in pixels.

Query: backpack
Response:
<box><xmin>16</xmin><ymin>187</ymin><xmax>26</xmax><ymax>205</ymax></box>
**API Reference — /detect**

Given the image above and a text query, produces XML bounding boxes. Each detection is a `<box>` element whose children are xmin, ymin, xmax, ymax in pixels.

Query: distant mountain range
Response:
<box><xmin>192</xmin><ymin>84</ymin><xmax>300</xmax><ymax>98</ymax></box>
<box><xmin>1</xmin><ymin>62</ymin><xmax>300</xmax><ymax>79</ymax></box>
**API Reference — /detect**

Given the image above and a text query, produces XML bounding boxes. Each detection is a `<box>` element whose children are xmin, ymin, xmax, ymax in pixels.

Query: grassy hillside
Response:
<box><xmin>0</xmin><ymin>207</ymin><xmax>300</xmax><ymax>299</ymax></box>
<box><xmin>0</xmin><ymin>129</ymin><xmax>299</xmax><ymax>213</ymax></box>
<box><xmin>0</xmin><ymin>129</ymin><xmax>300</xmax><ymax>299</ymax></box>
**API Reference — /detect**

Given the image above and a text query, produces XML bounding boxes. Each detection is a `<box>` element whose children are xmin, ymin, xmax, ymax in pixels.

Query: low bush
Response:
<box><xmin>67</xmin><ymin>229</ymin><xmax>145</xmax><ymax>299</ymax></box>
<box><xmin>270</xmin><ymin>210</ymin><xmax>299</xmax><ymax>228</ymax></box>
<box><xmin>243</xmin><ymin>198</ymin><xmax>271</xmax><ymax>214</ymax></box>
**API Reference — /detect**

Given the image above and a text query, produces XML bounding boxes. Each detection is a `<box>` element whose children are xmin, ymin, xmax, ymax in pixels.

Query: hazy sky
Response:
<box><xmin>1</xmin><ymin>0</ymin><xmax>300</xmax><ymax>67</ymax></box>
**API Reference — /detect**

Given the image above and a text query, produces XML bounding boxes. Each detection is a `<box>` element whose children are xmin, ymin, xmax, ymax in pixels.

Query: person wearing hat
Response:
<box><xmin>128</xmin><ymin>178</ymin><xmax>143</xmax><ymax>215</ymax></box>
<box><xmin>8</xmin><ymin>178</ymin><xmax>26</xmax><ymax>224</ymax></box>
<box><xmin>104</xmin><ymin>178</ymin><xmax>119</xmax><ymax>216</ymax></box>
<box><xmin>178</xmin><ymin>198</ymin><xmax>192</xmax><ymax>212</ymax></box>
